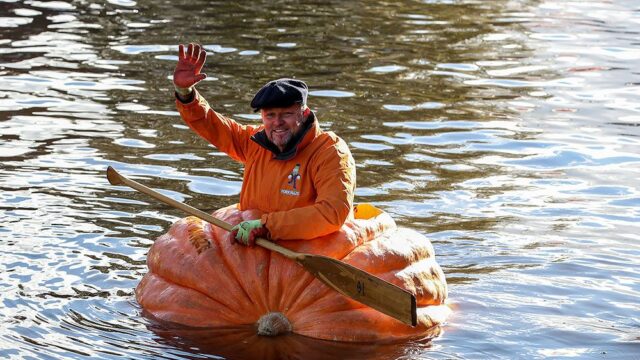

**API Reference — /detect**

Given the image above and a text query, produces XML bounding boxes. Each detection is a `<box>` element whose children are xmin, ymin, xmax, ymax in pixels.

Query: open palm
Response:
<box><xmin>173</xmin><ymin>43</ymin><xmax>207</xmax><ymax>89</ymax></box>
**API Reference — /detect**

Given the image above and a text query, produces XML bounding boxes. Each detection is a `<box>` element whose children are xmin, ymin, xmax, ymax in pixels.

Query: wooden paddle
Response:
<box><xmin>106</xmin><ymin>166</ymin><xmax>417</xmax><ymax>326</ymax></box>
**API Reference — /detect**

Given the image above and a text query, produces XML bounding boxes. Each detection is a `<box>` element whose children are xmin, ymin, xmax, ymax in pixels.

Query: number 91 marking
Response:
<box><xmin>356</xmin><ymin>280</ymin><xmax>365</xmax><ymax>296</ymax></box>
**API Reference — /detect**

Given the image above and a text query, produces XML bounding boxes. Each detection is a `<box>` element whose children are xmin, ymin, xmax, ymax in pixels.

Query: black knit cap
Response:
<box><xmin>250</xmin><ymin>78</ymin><xmax>308</xmax><ymax>111</ymax></box>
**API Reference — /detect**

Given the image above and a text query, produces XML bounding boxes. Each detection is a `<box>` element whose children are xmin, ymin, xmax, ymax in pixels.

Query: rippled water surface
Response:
<box><xmin>1</xmin><ymin>0</ymin><xmax>639</xmax><ymax>359</ymax></box>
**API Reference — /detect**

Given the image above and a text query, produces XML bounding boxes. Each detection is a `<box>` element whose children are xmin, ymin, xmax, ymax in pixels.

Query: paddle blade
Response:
<box><xmin>106</xmin><ymin>166</ymin><xmax>124</xmax><ymax>185</ymax></box>
<box><xmin>299</xmin><ymin>254</ymin><xmax>417</xmax><ymax>326</ymax></box>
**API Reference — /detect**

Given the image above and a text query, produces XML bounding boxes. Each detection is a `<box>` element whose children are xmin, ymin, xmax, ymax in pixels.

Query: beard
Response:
<box><xmin>268</xmin><ymin>129</ymin><xmax>294</xmax><ymax>150</ymax></box>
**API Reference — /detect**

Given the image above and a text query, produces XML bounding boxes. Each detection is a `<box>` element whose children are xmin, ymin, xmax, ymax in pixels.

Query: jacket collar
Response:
<box><xmin>251</xmin><ymin>111</ymin><xmax>321</xmax><ymax>161</ymax></box>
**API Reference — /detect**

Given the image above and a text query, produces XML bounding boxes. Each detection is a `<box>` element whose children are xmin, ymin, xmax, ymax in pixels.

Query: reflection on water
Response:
<box><xmin>147</xmin><ymin>321</ymin><xmax>441</xmax><ymax>360</ymax></box>
<box><xmin>1</xmin><ymin>0</ymin><xmax>639</xmax><ymax>358</ymax></box>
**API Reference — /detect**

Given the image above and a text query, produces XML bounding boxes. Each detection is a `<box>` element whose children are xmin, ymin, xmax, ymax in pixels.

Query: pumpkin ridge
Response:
<box><xmin>288</xmin><ymin>275</ymin><xmax>377</xmax><ymax>323</ymax></box>
<box><xmin>216</xmin><ymin>237</ymin><xmax>269</xmax><ymax>315</ymax></box>
<box><xmin>147</xmin><ymin>271</ymin><xmax>238</xmax><ymax>313</ymax></box>
<box><xmin>190</xmin><ymin>220</ymin><xmax>258</xmax><ymax>312</ymax></box>
<box><xmin>260</xmin><ymin>247</ymin><xmax>272</xmax><ymax>313</ymax></box>
<box><xmin>135</xmin><ymin>273</ymin><xmax>241</xmax><ymax>324</ymax></box>
<box><xmin>295</xmin><ymin>294</ymin><xmax>368</xmax><ymax>319</ymax></box>
<box><xmin>333</xmin><ymin>217</ymin><xmax>390</xmax><ymax>263</ymax></box>
<box><xmin>284</xmin><ymin>280</ymin><xmax>320</xmax><ymax>316</ymax></box>
<box><xmin>165</xmin><ymin>219</ymin><xmax>262</xmax><ymax>315</ymax></box>
<box><xmin>282</xmin><ymin>234</ymin><xmax>363</xmax><ymax>315</ymax></box>
<box><xmin>210</xmin><ymin>211</ymin><xmax>273</xmax><ymax>314</ymax></box>
<box><xmin>276</xmin><ymin>271</ymin><xmax>318</xmax><ymax>316</ymax></box>
<box><xmin>266</xmin><ymin>247</ymin><xmax>317</xmax><ymax>313</ymax></box>
<box><xmin>282</xmin><ymin>219</ymin><xmax>387</xmax><ymax>315</ymax></box>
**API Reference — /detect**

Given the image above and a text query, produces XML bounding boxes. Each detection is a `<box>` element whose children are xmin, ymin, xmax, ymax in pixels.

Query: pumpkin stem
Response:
<box><xmin>256</xmin><ymin>312</ymin><xmax>292</xmax><ymax>336</ymax></box>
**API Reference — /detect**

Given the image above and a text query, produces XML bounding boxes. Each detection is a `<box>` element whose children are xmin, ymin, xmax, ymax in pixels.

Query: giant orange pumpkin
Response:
<box><xmin>136</xmin><ymin>204</ymin><xmax>450</xmax><ymax>342</ymax></box>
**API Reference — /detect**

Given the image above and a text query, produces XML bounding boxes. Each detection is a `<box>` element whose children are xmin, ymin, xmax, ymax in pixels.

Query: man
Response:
<box><xmin>173</xmin><ymin>43</ymin><xmax>356</xmax><ymax>246</ymax></box>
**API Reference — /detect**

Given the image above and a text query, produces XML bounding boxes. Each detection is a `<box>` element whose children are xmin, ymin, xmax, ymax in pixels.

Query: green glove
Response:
<box><xmin>231</xmin><ymin>219</ymin><xmax>267</xmax><ymax>246</ymax></box>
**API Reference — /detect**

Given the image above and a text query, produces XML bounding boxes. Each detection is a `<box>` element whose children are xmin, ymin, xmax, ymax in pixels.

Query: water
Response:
<box><xmin>1</xmin><ymin>0</ymin><xmax>639</xmax><ymax>358</ymax></box>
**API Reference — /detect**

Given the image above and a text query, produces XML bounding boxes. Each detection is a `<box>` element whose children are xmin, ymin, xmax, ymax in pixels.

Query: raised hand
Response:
<box><xmin>173</xmin><ymin>43</ymin><xmax>207</xmax><ymax>89</ymax></box>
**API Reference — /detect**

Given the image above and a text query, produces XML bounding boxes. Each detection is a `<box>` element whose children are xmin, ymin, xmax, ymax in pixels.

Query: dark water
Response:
<box><xmin>1</xmin><ymin>0</ymin><xmax>639</xmax><ymax>358</ymax></box>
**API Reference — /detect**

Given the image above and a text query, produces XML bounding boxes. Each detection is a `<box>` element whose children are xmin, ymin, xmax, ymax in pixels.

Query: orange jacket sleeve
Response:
<box><xmin>175</xmin><ymin>90</ymin><xmax>257</xmax><ymax>164</ymax></box>
<box><xmin>261</xmin><ymin>137</ymin><xmax>356</xmax><ymax>240</ymax></box>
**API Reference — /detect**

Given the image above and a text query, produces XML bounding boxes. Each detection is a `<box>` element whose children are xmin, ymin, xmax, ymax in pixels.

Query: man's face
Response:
<box><xmin>261</xmin><ymin>104</ymin><xmax>305</xmax><ymax>151</ymax></box>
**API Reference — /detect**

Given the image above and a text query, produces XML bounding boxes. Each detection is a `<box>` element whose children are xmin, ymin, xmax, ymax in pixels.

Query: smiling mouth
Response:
<box><xmin>272</xmin><ymin>129</ymin><xmax>289</xmax><ymax>135</ymax></box>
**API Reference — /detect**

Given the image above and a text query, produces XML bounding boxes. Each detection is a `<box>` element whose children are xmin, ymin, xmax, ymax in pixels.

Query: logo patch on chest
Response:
<box><xmin>281</xmin><ymin>163</ymin><xmax>301</xmax><ymax>196</ymax></box>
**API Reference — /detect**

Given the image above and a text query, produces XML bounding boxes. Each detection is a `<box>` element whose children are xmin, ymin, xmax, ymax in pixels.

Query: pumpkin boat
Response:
<box><xmin>136</xmin><ymin>203</ymin><xmax>450</xmax><ymax>342</ymax></box>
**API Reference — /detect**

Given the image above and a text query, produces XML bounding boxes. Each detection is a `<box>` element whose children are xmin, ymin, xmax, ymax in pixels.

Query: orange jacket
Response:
<box><xmin>176</xmin><ymin>91</ymin><xmax>356</xmax><ymax>240</ymax></box>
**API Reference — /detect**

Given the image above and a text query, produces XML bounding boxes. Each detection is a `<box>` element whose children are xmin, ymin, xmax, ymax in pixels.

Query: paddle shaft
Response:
<box><xmin>106</xmin><ymin>167</ymin><xmax>300</xmax><ymax>260</ymax></box>
<box><xmin>106</xmin><ymin>166</ymin><xmax>417</xmax><ymax>326</ymax></box>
